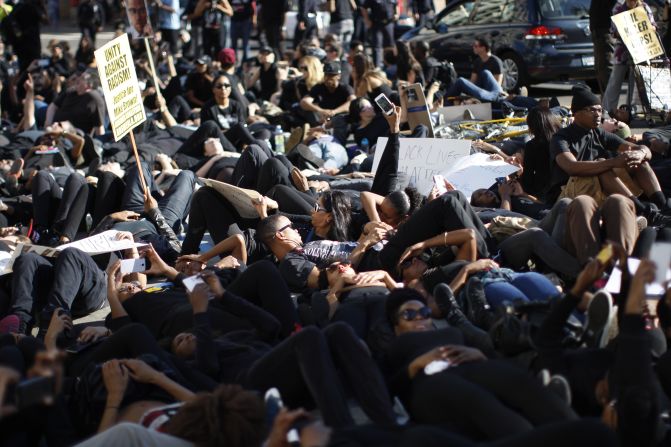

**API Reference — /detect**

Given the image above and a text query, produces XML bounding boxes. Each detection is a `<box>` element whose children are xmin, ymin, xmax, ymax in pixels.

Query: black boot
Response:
<box><xmin>433</xmin><ymin>283</ymin><xmax>468</xmax><ymax>326</ymax></box>
<box><xmin>463</xmin><ymin>277</ymin><xmax>497</xmax><ymax>330</ymax></box>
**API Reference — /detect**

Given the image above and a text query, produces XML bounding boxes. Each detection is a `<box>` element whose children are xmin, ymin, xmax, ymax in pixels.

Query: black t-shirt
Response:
<box><xmin>259</xmin><ymin>63</ymin><xmax>280</xmax><ymax>101</ymax></box>
<box><xmin>354</xmin><ymin>114</ymin><xmax>389</xmax><ymax>147</ymax></box>
<box><xmin>230</xmin><ymin>0</ymin><xmax>254</xmax><ymax>20</ymax></box>
<box><xmin>548</xmin><ymin>123</ymin><xmax>625</xmax><ymax>203</ymax></box>
<box><xmin>259</xmin><ymin>0</ymin><xmax>288</xmax><ymax>22</ymax></box>
<box><xmin>279</xmin><ymin>250</ymin><xmax>316</xmax><ymax>293</ymax></box>
<box><xmin>364</xmin><ymin>0</ymin><xmax>396</xmax><ymax>23</ymax></box>
<box><xmin>472</xmin><ymin>55</ymin><xmax>503</xmax><ymax>77</ymax></box>
<box><xmin>332</xmin><ymin>0</ymin><xmax>354</xmax><ymax>22</ymax></box>
<box><xmin>200</xmin><ymin>98</ymin><xmax>246</xmax><ymax>130</ymax></box>
<box><xmin>309</xmin><ymin>82</ymin><xmax>354</xmax><ymax>110</ymax></box>
<box><xmin>520</xmin><ymin>138</ymin><xmax>552</xmax><ymax>202</ymax></box>
<box><xmin>185</xmin><ymin>72</ymin><xmax>214</xmax><ymax>104</ymax></box>
<box><xmin>53</xmin><ymin>90</ymin><xmax>106</xmax><ymax>134</ymax></box>
<box><xmin>202</xmin><ymin>5</ymin><xmax>225</xmax><ymax>28</ymax></box>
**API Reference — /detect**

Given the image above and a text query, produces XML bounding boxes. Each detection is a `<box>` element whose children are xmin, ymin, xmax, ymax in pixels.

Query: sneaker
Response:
<box><xmin>583</xmin><ymin>290</ymin><xmax>614</xmax><ymax>348</ymax></box>
<box><xmin>548</xmin><ymin>374</ymin><xmax>572</xmax><ymax>405</ymax></box>
<box><xmin>636</xmin><ymin>215</ymin><xmax>648</xmax><ymax>232</ymax></box>
<box><xmin>286</xmin><ymin>124</ymin><xmax>310</xmax><ymax>154</ymax></box>
<box><xmin>0</xmin><ymin>314</ymin><xmax>19</xmax><ymax>334</ymax></box>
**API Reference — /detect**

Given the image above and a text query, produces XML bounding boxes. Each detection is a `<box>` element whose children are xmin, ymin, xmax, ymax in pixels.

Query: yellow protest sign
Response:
<box><xmin>611</xmin><ymin>6</ymin><xmax>664</xmax><ymax>64</ymax></box>
<box><xmin>94</xmin><ymin>34</ymin><xmax>146</xmax><ymax>141</ymax></box>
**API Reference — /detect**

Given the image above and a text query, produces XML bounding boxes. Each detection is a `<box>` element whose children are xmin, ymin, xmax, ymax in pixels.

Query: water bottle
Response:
<box><xmin>85</xmin><ymin>213</ymin><xmax>93</xmax><ymax>232</ymax></box>
<box><xmin>361</xmin><ymin>137</ymin><xmax>370</xmax><ymax>153</ymax></box>
<box><xmin>274</xmin><ymin>125</ymin><xmax>285</xmax><ymax>154</ymax></box>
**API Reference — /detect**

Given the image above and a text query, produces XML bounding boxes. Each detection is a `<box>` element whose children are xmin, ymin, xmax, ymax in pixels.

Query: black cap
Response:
<box><xmin>324</xmin><ymin>61</ymin><xmax>341</xmax><ymax>75</ymax></box>
<box><xmin>259</xmin><ymin>46</ymin><xmax>273</xmax><ymax>54</ymax></box>
<box><xmin>195</xmin><ymin>55</ymin><xmax>211</xmax><ymax>65</ymax></box>
<box><xmin>571</xmin><ymin>86</ymin><xmax>600</xmax><ymax>113</ymax></box>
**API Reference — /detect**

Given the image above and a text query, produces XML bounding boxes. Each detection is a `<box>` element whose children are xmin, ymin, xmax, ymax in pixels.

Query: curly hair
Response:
<box><xmin>164</xmin><ymin>385</ymin><xmax>266</xmax><ymax>447</ymax></box>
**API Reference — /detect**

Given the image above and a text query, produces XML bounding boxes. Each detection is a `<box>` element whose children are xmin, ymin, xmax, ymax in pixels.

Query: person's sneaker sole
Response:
<box><xmin>584</xmin><ymin>290</ymin><xmax>614</xmax><ymax>349</ymax></box>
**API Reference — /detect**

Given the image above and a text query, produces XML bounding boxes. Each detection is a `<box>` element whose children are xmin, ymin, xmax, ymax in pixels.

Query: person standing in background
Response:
<box><xmin>294</xmin><ymin>0</ymin><xmax>319</xmax><ymax>48</ymax></box>
<box><xmin>589</xmin><ymin>0</ymin><xmax>617</xmax><ymax>96</ymax></box>
<box><xmin>328</xmin><ymin>0</ymin><xmax>356</xmax><ymax>51</ymax></box>
<box><xmin>259</xmin><ymin>0</ymin><xmax>287</xmax><ymax>57</ymax></box>
<box><xmin>230</xmin><ymin>0</ymin><xmax>255</xmax><ymax>62</ymax></box>
<box><xmin>410</xmin><ymin>0</ymin><xmax>434</xmax><ymax>28</ymax></box>
<box><xmin>360</xmin><ymin>0</ymin><xmax>397</xmax><ymax>67</ymax></box>
<box><xmin>156</xmin><ymin>0</ymin><xmax>181</xmax><ymax>55</ymax></box>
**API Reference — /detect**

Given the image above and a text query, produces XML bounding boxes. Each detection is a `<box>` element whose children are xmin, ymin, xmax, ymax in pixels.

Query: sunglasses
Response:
<box><xmin>214</xmin><ymin>83</ymin><xmax>232</xmax><ymax>89</ymax></box>
<box><xmin>313</xmin><ymin>202</ymin><xmax>328</xmax><ymax>213</ymax></box>
<box><xmin>398</xmin><ymin>306</ymin><xmax>432</xmax><ymax>321</ymax></box>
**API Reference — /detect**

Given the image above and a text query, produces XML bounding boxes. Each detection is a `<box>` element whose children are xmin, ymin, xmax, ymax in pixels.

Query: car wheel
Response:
<box><xmin>500</xmin><ymin>52</ymin><xmax>528</xmax><ymax>92</ymax></box>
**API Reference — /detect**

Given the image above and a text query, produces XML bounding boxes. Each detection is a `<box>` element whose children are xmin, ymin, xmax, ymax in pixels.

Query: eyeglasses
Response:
<box><xmin>214</xmin><ymin>83</ymin><xmax>232</xmax><ymax>89</ymax></box>
<box><xmin>398</xmin><ymin>306</ymin><xmax>432</xmax><ymax>321</ymax></box>
<box><xmin>313</xmin><ymin>202</ymin><xmax>328</xmax><ymax>213</ymax></box>
<box><xmin>273</xmin><ymin>223</ymin><xmax>295</xmax><ymax>238</ymax></box>
<box><xmin>582</xmin><ymin>106</ymin><xmax>603</xmax><ymax>114</ymax></box>
<box><xmin>299</xmin><ymin>66</ymin><xmax>309</xmax><ymax>71</ymax></box>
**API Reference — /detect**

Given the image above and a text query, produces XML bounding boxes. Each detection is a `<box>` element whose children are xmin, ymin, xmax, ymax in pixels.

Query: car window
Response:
<box><xmin>470</xmin><ymin>0</ymin><xmax>506</xmax><ymax>24</ymax></box>
<box><xmin>500</xmin><ymin>0</ymin><xmax>528</xmax><ymax>22</ymax></box>
<box><xmin>437</xmin><ymin>0</ymin><xmax>475</xmax><ymax>26</ymax></box>
<box><xmin>538</xmin><ymin>0</ymin><xmax>589</xmax><ymax>18</ymax></box>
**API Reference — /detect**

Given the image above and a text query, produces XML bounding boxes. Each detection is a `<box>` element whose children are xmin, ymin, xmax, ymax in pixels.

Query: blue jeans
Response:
<box><xmin>447</xmin><ymin>70</ymin><xmax>504</xmax><ymax>102</ymax></box>
<box><xmin>230</xmin><ymin>18</ymin><xmax>252</xmax><ymax>62</ymax></box>
<box><xmin>484</xmin><ymin>272</ymin><xmax>559</xmax><ymax>307</ymax></box>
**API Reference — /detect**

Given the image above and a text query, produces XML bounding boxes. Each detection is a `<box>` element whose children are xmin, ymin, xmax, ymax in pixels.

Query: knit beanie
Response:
<box><xmin>571</xmin><ymin>87</ymin><xmax>601</xmax><ymax>113</ymax></box>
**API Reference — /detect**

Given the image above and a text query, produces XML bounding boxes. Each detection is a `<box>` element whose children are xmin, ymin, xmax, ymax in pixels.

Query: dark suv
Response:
<box><xmin>400</xmin><ymin>0</ymin><xmax>595</xmax><ymax>90</ymax></box>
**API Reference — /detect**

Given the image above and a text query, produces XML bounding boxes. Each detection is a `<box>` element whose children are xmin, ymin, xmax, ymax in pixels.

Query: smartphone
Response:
<box><xmin>374</xmin><ymin>93</ymin><xmax>395</xmax><ymax>116</ymax></box>
<box><xmin>596</xmin><ymin>244</ymin><xmax>614</xmax><ymax>265</ymax></box>
<box><xmin>120</xmin><ymin>258</ymin><xmax>146</xmax><ymax>275</ymax></box>
<box><xmin>649</xmin><ymin>242</ymin><xmax>671</xmax><ymax>283</ymax></box>
<box><xmin>37</xmin><ymin>58</ymin><xmax>50</xmax><ymax>68</ymax></box>
<box><xmin>182</xmin><ymin>274</ymin><xmax>205</xmax><ymax>293</ymax></box>
<box><xmin>15</xmin><ymin>376</ymin><xmax>55</xmax><ymax>410</ymax></box>
<box><xmin>433</xmin><ymin>175</ymin><xmax>448</xmax><ymax>195</ymax></box>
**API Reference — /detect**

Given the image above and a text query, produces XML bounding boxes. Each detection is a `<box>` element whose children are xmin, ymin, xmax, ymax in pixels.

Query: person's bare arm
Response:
<box><xmin>555</xmin><ymin>151</ymin><xmax>626</xmax><ymax>176</ymax></box>
<box><xmin>449</xmin><ymin>259</ymin><xmax>499</xmax><ymax>292</ymax></box>
<box><xmin>194</xmin><ymin>154</ymin><xmax>223</xmax><ymax>178</ymax></box>
<box><xmin>217</xmin><ymin>0</ymin><xmax>233</xmax><ymax>15</ymax></box>
<box><xmin>45</xmin><ymin>103</ymin><xmax>58</xmax><ymax>126</ymax></box>
<box><xmin>360</xmin><ymin>191</ymin><xmax>384</xmax><ymax>222</ymax></box>
<box><xmin>306</xmin><ymin>266</ymin><xmax>321</xmax><ymax>290</ymax></box>
<box><xmin>106</xmin><ymin>261</ymin><xmax>129</xmax><ymax>318</ymax></box>
<box><xmin>300</xmin><ymin>95</ymin><xmax>324</xmax><ymax>114</ymax></box>
<box><xmin>245</xmin><ymin>67</ymin><xmax>261</xmax><ymax>90</ymax></box>
<box><xmin>331</xmin><ymin>95</ymin><xmax>356</xmax><ymax>115</ymax></box>
<box><xmin>179</xmin><ymin>233</ymin><xmax>248</xmax><ymax>265</ymax></box>
<box><xmin>493</xmin><ymin>73</ymin><xmax>503</xmax><ymax>85</ymax></box>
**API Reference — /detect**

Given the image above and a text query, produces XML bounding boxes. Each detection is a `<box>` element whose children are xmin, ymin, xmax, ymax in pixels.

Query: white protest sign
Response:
<box><xmin>605</xmin><ymin>258</ymin><xmax>669</xmax><ymax>296</ymax></box>
<box><xmin>611</xmin><ymin>6</ymin><xmax>664</xmax><ymax>64</ymax></box>
<box><xmin>58</xmin><ymin>230</ymin><xmax>147</xmax><ymax>255</ymax></box>
<box><xmin>438</xmin><ymin>103</ymin><xmax>492</xmax><ymax>122</ymax></box>
<box><xmin>371</xmin><ymin>137</ymin><xmax>471</xmax><ymax>194</ymax></box>
<box><xmin>200</xmin><ymin>178</ymin><xmax>279</xmax><ymax>219</ymax></box>
<box><xmin>442</xmin><ymin>152</ymin><xmax>520</xmax><ymax>200</ymax></box>
<box><xmin>94</xmin><ymin>34</ymin><xmax>146</xmax><ymax>141</ymax></box>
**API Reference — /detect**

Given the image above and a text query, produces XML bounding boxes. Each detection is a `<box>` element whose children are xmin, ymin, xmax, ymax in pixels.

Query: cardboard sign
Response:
<box><xmin>125</xmin><ymin>0</ymin><xmax>154</xmax><ymax>39</ymax></box>
<box><xmin>440</xmin><ymin>152</ymin><xmax>520</xmax><ymax>200</ymax></box>
<box><xmin>371</xmin><ymin>137</ymin><xmax>471</xmax><ymax>194</ymax></box>
<box><xmin>438</xmin><ymin>103</ymin><xmax>492</xmax><ymax>121</ymax></box>
<box><xmin>611</xmin><ymin>6</ymin><xmax>664</xmax><ymax>64</ymax></box>
<box><xmin>200</xmin><ymin>178</ymin><xmax>279</xmax><ymax>219</ymax></box>
<box><xmin>605</xmin><ymin>258</ymin><xmax>669</xmax><ymax>295</ymax></box>
<box><xmin>636</xmin><ymin>65</ymin><xmax>671</xmax><ymax>110</ymax></box>
<box><xmin>94</xmin><ymin>34</ymin><xmax>146</xmax><ymax>141</ymax></box>
<box><xmin>405</xmin><ymin>83</ymin><xmax>435</xmax><ymax>137</ymax></box>
<box><xmin>58</xmin><ymin>230</ymin><xmax>147</xmax><ymax>255</ymax></box>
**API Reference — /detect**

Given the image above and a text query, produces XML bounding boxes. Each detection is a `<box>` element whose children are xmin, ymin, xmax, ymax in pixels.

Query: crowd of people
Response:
<box><xmin>0</xmin><ymin>0</ymin><xmax>670</xmax><ymax>446</ymax></box>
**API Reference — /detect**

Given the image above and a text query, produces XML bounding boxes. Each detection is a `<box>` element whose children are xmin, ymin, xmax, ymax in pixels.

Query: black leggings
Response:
<box><xmin>232</xmin><ymin>144</ymin><xmax>293</xmax><ymax>195</ymax></box>
<box><xmin>408</xmin><ymin>359</ymin><xmax>577</xmax><ymax>440</ymax></box>
<box><xmin>379</xmin><ymin>190</ymin><xmax>493</xmax><ymax>274</ymax></box>
<box><xmin>266</xmin><ymin>184</ymin><xmax>316</xmax><ymax>216</ymax></box>
<box><xmin>182</xmin><ymin>186</ymin><xmax>259</xmax><ymax>255</ymax></box>
<box><xmin>91</xmin><ymin>170</ymin><xmax>126</xmax><ymax>227</ymax></box>
<box><xmin>226</xmin><ymin>260</ymin><xmax>299</xmax><ymax>338</ymax></box>
<box><xmin>32</xmin><ymin>171</ymin><xmax>89</xmax><ymax>240</ymax></box>
<box><xmin>247</xmin><ymin>323</ymin><xmax>396</xmax><ymax>429</ymax></box>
